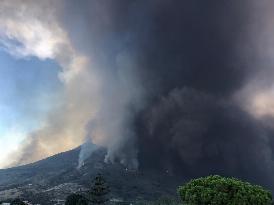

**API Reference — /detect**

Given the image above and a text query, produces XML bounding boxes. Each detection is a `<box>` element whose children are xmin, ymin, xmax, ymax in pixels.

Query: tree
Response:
<box><xmin>11</xmin><ymin>199</ymin><xmax>26</xmax><ymax>205</ymax></box>
<box><xmin>178</xmin><ymin>175</ymin><xmax>272</xmax><ymax>205</ymax></box>
<box><xmin>76</xmin><ymin>197</ymin><xmax>89</xmax><ymax>205</ymax></box>
<box><xmin>65</xmin><ymin>194</ymin><xmax>88</xmax><ymax>205</ymax></box>
<box><xmin>88</xmin><ymin>173</ymin><xmax>110</xmax><ymax>205</ymax></box>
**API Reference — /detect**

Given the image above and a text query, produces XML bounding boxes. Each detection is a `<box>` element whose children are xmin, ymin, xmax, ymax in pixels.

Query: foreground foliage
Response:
<box><xmin>88</xmin><ymin>173</ymin><xmax>110</xmax><ymax>204</ymax></box>
<box><xmin>11</xmin><ymin>198</ymin><xmax>26</xmax><ymax>205</ymax></box>
<box><xmin>65</xmin><ymin>194</ymin><xmax>88</xmax><ymax>205</ymax></box>
<box><xmin>65</xmin><ymin>173</ymin><xmax>110</xmax><ymax>205</ymax></box>
<box><xmin>178</xmin><ymin>175</ymin><xmax>272</xmax><ymax>205</ymax></box>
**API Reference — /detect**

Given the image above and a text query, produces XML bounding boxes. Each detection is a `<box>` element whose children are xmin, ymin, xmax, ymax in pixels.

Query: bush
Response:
<box><xmin>177</xmin><ymin>175</ymin><xmax>272</xmax><ymax>205</ymax></box>
<box><xmin>11</xmin><ymin>199</ymin><xmax>26</xmax><ymax>205</ymax></box>
<box><xmin>88</xmin><ymin>173</ymin><xmax>110</xmax><ymax>204</ymax></box>
<box><xmin>65</xmin><ymin>193</ymin><xmax>88</xmax><ymax>205</ymax></box>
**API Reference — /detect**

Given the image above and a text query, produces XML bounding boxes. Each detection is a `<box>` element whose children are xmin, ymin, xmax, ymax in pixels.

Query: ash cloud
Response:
<box><xmin>2</xmin><ymin>0</ymin><xmax>274</xmax><ymax>191</ymax></box>
<box><xmin>137</xmin><ymin>88</ymin><xmax>274</xmax><ymax>188</ymax></box>
<box><xmin>60</xmin><ymin>0</ymin><xmax>274</xmax><ymax>190</ymax></box>
<box><xmin>1</xmin><ymin>0</ymin><xmax>146</xmax><ymax>168</ymax></box>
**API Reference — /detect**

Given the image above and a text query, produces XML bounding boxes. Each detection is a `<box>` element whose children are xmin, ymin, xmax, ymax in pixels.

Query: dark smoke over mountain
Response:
<box><xmin>137</xmin><ymin>88</ymin><xmax>274</xmax><ymax>187</ymax></box>
<box><xmin>58</xmin><ymin>0</ymin><xmax>274</xmax><ymax>190</ymax></box>
<box><xmin>2</xmin><ymin>0</ymin><xmax>274</xmax><ymax>191</ymax></box>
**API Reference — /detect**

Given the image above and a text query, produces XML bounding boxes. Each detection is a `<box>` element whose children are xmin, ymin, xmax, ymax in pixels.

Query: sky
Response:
<box><xmin>1</xmin><ymin>0</ymin><xmax>274</xmax><ymax>191</ymax></box>
<box><xmin>0</xmin><ymin>32</ymin><xmax>62</xmax><ymax>167</ymax></box>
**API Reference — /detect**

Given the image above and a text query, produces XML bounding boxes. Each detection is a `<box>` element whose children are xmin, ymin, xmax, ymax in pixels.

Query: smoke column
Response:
<box><xmin>1</xmin><ymin>0</ymin><xmax>274</xmax><ymax>192</ymax></box>
<box><xmin>59</xmin><ymin>0</ymin><xmax>274</xmax><ymax>190</ymax></box>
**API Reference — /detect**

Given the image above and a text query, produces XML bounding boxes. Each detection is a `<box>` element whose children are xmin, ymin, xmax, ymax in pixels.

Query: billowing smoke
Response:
<box><xmin>58</xmin><ymin>0</ymin><xmax>274</xmax><ymax>190</ymax></box>
<box><xmin>137</xmin><ymin>88</ymin><xmax>274</xmax><ymax>188</ymax></box>
<box><xmin>2</xmin><ymin>0</ymin><xmax>274</xmax><ymax>191</ymax></box>
<box><xmin>0</xmin><ymin>0</ymin><xmax>97</xmax><ymax>166</ymax></box>
<box><xmin>78</xmin><ymin>137</ymin><xmax>98</xmax><ymax>169</ymax></box>
<box><xmin>0</xmin><ymin>0</ymin><xmax>145</xmax><ymax>168</ymax></box>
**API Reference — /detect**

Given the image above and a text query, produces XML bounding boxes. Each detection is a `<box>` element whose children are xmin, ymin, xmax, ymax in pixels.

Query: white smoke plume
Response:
<box><xmin>77</xmin><ymin>137</ymin><xmax>98</xmax><ymax>169</ymax></box>
<box><xmin>0</xmin><ymin>0</ymin><xmax>94</xmax><ymax>166</ymax></box>
<box><xmin>0</xmin><ymin>0</ymin><xmax>144</xmax><ymax>168</ymax></box>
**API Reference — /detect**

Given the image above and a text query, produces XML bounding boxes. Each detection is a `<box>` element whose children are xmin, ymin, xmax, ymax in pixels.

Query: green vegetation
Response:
<box><xmin>64</xmin><ymin>173</ymin><xmax>110</xmax><ymax>205</ymax></box>
<box><xmin>88</xmin><ymin>173</ymin><xmax>110</xmax><ymax>204</ymax></box>
<box><xmin>65</xmin><ymin>193</ymin><xmax>88</xmax><ymax>205</ymax></box>
<box><xmin>10</xmin><ymin>198</ymin><xmax>26</xmax><ymax>205</ymax></box>
<box><xmin>177</xmin><ymin>175</ymin><xmax>272</xmax><ymax>205</ymax></box>
<box><xmin>60</xmin><ymin>174</ymin><xmax>272</xmax><ymax>205</ymax></box>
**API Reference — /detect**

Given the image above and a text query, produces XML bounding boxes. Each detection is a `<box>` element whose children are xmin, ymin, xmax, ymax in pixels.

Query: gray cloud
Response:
<box><xmin>2</xmin><ymin>0</ymin><xmax>274</xmax><ymax>192</ymax></box>
<box><xmin>58</xmin><ymin>0</ymin><xmax>274</xmax><ymax>190</ymax></box>
<box><xmin>138</xmin><ymin>88</ymin><xmax>274</xmax><ymax>189</ymax></box>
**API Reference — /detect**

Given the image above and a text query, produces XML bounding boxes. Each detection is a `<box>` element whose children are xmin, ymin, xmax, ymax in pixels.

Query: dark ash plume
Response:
<box><xmin>6</xmin><ymin>0</ymin><xmax>274</xmax><ymax>192</ymax></box>
<box><xmin>60</xmin><ymin>0</ymin><xmax>274</xmax><ymax>190</ymax></box>
<box><xmin>137</xmin><ymin>88</ymin><xmax>274</xmax><ymax>189</ymax></box>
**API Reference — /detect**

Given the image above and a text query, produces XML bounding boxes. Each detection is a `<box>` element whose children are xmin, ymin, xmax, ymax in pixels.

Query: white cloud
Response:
<box><xmin>0</xmin><ymin>0</ymin><xmax>144</xmax><ymax>169</ymax></box>
<box><xmin>0</xmin><ymin>1</ymin><xmax>62</xmax><ymax>59</ymax></box>
<box><xmin>0</xmin><ymin>0</ymin><xmax>86</xmax><ymax>82</ymax></box>
<box><xmin>0</xmin><ymin>0</ymin><xmax>98</xmax><ymax>167</ymax></box>
<box><xmin>235</xmin><ymin>81</ymin><xmax>274</xmax><ymax>121</ymax></box>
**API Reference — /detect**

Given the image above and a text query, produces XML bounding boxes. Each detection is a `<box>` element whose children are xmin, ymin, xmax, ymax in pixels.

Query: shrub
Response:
<box><xmin>88</xmin><ymin>173</ymin><xmax>110</xmax><ymax>204</ymax></box>
<box><xmin>177</xmin><ymin>175</ymin><xmax>272</xmax><ymax>205</ymax></box>
<box><xmin>65</xmin><ymin>194</ymin><xmax>88</xmax><ymax>205</ymax></box>
<box><xmin>11</xmin><ymin>199</ymin><xmax>26</xmax><ymax>205</ymax></box>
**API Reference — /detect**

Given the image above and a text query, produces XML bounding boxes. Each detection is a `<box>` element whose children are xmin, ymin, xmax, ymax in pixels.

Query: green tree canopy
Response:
<box><xmin>65</xmin><ymin>193</ymin><xmax>88</xmax><ymax>205</ymax></box>
<box><xmin>88</xmin><ymin>173</ymin><xmax>110</xmax><ymax>205</ymax></box>
<box><xmin>178</xmin><ymin>175</ymin><xmax>272</xmax><ymax>205</ymax></box>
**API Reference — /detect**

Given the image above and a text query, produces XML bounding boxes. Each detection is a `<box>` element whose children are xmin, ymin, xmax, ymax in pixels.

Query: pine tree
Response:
<box><xmin>89</xmin><ymin>173</ymin><xmax>110</xmax><ymax>205</ymax></box>
<box><xmin>65</xmin><ymin>194</ymin><xmax>88</xmax><ymax>205</ymax></box>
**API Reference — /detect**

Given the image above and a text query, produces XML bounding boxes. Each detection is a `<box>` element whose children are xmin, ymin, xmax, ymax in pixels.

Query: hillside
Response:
<box><xmin>0</xmin><ymin>146</ymin><xmax>183</xmax><ymax>204</ymax></box>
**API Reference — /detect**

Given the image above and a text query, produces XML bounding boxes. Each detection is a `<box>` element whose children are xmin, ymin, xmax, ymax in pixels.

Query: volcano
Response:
<box><xmin>0</xmin><ymin>146</ymin><xmax>182</xmax><ymax>204</ymax></box>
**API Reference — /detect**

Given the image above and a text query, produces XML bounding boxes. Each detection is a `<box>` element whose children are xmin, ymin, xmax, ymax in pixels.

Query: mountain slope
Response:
<box><xmin>0</xmin><ymin>146</ymin><xmax>183</xmax><ymax>204</ymax></box>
